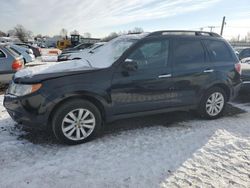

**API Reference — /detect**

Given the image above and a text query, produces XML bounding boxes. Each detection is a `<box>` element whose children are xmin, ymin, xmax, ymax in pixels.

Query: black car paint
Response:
<box><xmin>4</xmin><ymin>34</ymin><xmax>241</xmax><ymax>129</ymax></box>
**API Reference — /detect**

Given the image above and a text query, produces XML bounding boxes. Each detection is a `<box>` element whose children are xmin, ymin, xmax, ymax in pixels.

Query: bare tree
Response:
<box><xmin>102</xmin><ymin>32</ymin><xmax>119</xmax><ymax>42</ymax></box>
<box><xmin>246</xmin><ymin>32</ymin><xmax>250</xmax><ymax>42</ymax></box>
<box><xmin>70</xmin><ymin>30</ymin><xmax>80</xmax><ymax>35</ymax></box>
<box><xmin>60</xmin><ymin>28</ymin><xmax>68</xmax><ymax>38</ymax></box>
<box><xmin>8</xmin><ymin>25</ymin><xmax>33</xmax><ymax>42</ymax></box>
<box><xmin>83</xmin><ymin>32</ymin><xmax>91</xmax><ymax>38</ymax></box>
<box><xmin>129</xmin><ymin>27</ymin><xmax>144</xmax><ymax>34</ymax></box>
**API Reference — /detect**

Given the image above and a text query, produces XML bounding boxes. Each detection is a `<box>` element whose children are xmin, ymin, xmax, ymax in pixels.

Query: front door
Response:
<box><xmin>110</xmin><ymin>38</ymin><xmax>176</xmax><ymax>115</ymax></box>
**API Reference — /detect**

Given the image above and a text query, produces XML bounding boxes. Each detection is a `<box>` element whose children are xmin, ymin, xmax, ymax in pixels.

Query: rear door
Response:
<box><xmin>204</xmin><ymin>39</ymin><xmax>238</xmax><ymax>81</ymax></box>
<box><xmin>171</xmin><ymin>37</ymin><xmax>215</xmax><ymax>106</ymax></box>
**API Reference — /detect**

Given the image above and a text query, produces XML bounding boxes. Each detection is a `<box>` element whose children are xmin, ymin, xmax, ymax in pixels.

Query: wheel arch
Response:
<box><xmin>48</xmin><ymin>94</ymin><xmax>107</xmax><ymax>128</ymax></box>
<box><xmin>208</xmin><ymin>83</ymin><xmax>230</xmax><ymax>102</ymax></box>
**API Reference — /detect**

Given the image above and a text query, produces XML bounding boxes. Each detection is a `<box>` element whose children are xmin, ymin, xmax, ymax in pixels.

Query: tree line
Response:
<box><xmin>0</xmin><ymin>25</ymin><xmax>144</xmax><ymax>42</ymax></box>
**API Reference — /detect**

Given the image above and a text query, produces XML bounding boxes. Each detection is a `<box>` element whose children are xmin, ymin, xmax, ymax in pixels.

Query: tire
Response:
<box><xmin>198</xmin><ymin>87</ymin><xmax>227</xmax><ymax>119</ymax></box>
<box><xmin>52</xmin><ymin>99</ymin><xmax>102</xmax><ymax>145</ymax></box>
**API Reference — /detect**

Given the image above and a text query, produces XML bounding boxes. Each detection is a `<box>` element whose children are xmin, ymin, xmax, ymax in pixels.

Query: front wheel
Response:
<box><xmin>198</xmin><ymin>87</ymin><xmax>227</xmax><ymax>119</ymax></box>
<box><xmin>52</xmin><ymin>99</ymin><xmax>102</xmax><ymax>145</ymax></box>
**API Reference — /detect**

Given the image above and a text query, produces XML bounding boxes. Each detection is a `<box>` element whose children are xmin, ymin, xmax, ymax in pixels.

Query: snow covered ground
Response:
<box><xmin>0</xmin><ymin>94</ymin><xmax>250</xmax><ymax>188</ymax></box>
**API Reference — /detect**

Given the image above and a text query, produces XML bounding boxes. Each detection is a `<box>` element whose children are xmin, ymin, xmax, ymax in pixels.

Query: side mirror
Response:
<box><xmin>123</xmin><ymin>59</ymin><xmax>138</xmax><ymax>71</ymax></box>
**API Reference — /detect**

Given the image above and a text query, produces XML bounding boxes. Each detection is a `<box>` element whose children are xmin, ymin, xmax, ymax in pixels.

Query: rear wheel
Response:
<box><xmin>52</xmin><ymin>99</ymin><xmax>102</xmax><ymax>145</ymax></box>
<box><xmin>198</xmin><ymin>87</ymin><xmax>227</xmax><ymax>119</ymax></box>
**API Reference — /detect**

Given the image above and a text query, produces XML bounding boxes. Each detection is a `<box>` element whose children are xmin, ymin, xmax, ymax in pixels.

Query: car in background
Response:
<box><xmin>58</xmin><ymin>42</ymin><xmax>106</xmax><ymax>61</ymax></box>
<box><xmin>62</xmin><ymin>43</ymin><xmax>93</xmax><ymax>54</ymax></box>
<box><xmin>241</xmin><ymin>57</ymin><xmax>250</xmax><ymax>64</ymax></box>
<box><xmin>15</xmin><ymin>43</ymin><xmax>41</xmax><ymax>57</ymax></box>
<box><xmin>4</xmin><ymin>31</ymin><xmax>241</xmax><ymax>145</ymax></box>
<box><xmin>238</xmin><ymin>48</ymin><xmax>250</xmax><ymax>60</ymax></box>
<box><xmin>0</xmin><ymin>44</ymin><xmax>24</xmax><ymax>84</ymax></box>
<box><xmin>9</xmin><ymin>44</ymin><xmax>35</xmax><ymax>64</ymax></box>
<box><xmin>240</xmin><ymin>57</ymin><xmax>250</xmax><ymax>91</ymax></box>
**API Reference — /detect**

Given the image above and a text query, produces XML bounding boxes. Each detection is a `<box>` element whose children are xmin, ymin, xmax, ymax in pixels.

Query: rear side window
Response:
<box><xmin>173</xmin><ymin>39</ymin><xmax>205</xmax><ymax>67</ymax></box>
<box><xmin>0</xmin><ymin>49</ymin><xmax>6</xmax><ymax>58</ymax></box>
<box><xmin>205</xmin><ymin>40</ymin><xmax>232</xmax><ymax>62</ymax></box>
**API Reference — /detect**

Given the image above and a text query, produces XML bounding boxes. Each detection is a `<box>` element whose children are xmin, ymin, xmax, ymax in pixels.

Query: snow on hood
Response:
<box><xmin>15</xmin><ymin>59</ymin><xmax>93</xmax><ymax>79</ymax></box>
<box><xmin>15</xmin><ymin>33</ymin><xmax>148</xmax><ymax>79</ymax></box>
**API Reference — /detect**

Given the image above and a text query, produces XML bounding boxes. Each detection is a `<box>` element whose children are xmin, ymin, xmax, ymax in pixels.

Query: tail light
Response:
<box><xmin>235</xmin><ymin>62</ymin><xmax>242</xmax><ymax>75</ymax></box>
<box><xmin>12</xmin><ymin>59</ymin><xmax>23</xmax><ymax>71</ymax></box>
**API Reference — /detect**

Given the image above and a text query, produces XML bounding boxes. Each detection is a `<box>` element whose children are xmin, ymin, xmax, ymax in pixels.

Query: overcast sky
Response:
<box><xmin>1</xmin><ymin>0</ymin><xmax>250</xmax><ymax>39</ymax></box>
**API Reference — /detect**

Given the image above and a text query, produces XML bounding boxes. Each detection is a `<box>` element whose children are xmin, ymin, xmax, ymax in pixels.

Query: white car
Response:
<box><xmin>58</xmin><ymin>42</ymin><xmax>106</xmax><ymax>61</ymax></box>
<box><xmin>241</xmin><ymin>57</ymin><xmax>250</xmax><ymax>64</ymax></box>
<box><xmin>9</xmin><ymin>44</ymin><xmax>35</xmax><ymax>64</ymax></box>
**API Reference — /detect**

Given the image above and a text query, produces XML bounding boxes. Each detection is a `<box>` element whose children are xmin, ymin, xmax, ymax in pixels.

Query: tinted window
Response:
<box><xmin>0</xmin><ymin>50</ymin><xmax>6</xmax><ymax>58</ymax></box>
<box><xmin>205</xmin><ymin>40</ymin><xmax>232</xmax><ymax>62</ymax></box>
<box><xmin>173</xmin><ymin>40</ymin><xmax>205</xmax><ymax>66</ymax></box>
<box><xmin>128</xmin><ymin>40</ymin><xmax>169</xmax><ymax>69</ymax></box>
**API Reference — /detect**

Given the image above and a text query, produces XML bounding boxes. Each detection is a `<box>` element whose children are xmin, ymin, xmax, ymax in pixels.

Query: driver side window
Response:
<box><xmin>128</xmin><ymin>40</ymin><xmax>169</xmax><ymax>69</ymax></box>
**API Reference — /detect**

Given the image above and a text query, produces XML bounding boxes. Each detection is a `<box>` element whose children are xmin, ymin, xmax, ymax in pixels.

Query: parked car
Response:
<box><xmin>9</xmin><ymin>44</ymin><xmax>35</xmax><ymax>64</ymax></box>
<box><xmin>62</xmin><ymin>43</ymin><xmax>93</xmax><ymax>54</ymax></box>
<box><xmin>15</xmin><ymin>43</ymin><xmax>41</xmax><ymax>57</ymax></box>
<box><xmin>58</xmin><ymin>42</ymin><xmax>106</xmax><ymax>61</ymax></box>
<box><xmin>238</xmin><ymin>48</ymin><xmax>250</xmax><ymax>60</ymax></box>
<box><xmin>0</xmin><ymin>44</ymin><xmax>24</xmax><ymax>84</ymax></box>
<box><xmin>241</xmin><ymin>60</ymin><xmax>250</xmax><ymax>91</ymax></box>
<box><xmin>241</xmin><ymin>57</ymin><xmax>250</xmax><ymax>64</ymax></box>
<box><xmin>4</xmin><ymin>31</ymin><xmax>241</xmax><ymax>145</ymax></box>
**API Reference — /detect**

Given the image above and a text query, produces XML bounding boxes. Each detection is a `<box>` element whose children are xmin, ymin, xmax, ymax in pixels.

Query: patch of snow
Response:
<box><xmin>15</xmin><ymin>59</ymin><xmax>93</xmax><ymax>79</ymax></box>
<box><xmin>0</xmin><ymin>94</ymin><xmax>250</xmax><ymax>187</ymax></box>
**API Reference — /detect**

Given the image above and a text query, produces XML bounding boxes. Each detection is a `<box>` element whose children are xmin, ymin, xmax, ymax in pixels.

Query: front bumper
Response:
<box><xmin>3</xmin><ymin>93</ymin><xmax>51</xmax><ymax>130</ymax></box>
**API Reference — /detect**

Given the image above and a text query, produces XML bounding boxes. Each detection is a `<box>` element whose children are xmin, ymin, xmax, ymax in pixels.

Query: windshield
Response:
<box><xmin>86</xmin><ymin>33</ymin><xmax>148</xmax><ymax>68</ymax></box>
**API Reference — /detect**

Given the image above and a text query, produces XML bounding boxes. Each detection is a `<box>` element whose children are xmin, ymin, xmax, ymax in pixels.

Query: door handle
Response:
<box><xmin>203</xmin><ymin>69</ymin><xmax>214</xmax><ymax>73</ymax></box>
<box><xmin>158</xmin><ymin>74</ymin><xmax>172</xmax><ymax>78</ymax></box>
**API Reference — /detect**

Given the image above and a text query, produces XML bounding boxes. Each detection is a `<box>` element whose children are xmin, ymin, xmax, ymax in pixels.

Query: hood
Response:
<box><xmin>14</xmin><ymin>59</ymin><xmax>98</xmax><ymax>83</ymax></box>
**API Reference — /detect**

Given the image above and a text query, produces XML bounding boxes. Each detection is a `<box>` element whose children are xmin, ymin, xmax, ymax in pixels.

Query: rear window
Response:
<box><xmin>9</xmin><ymin>47</ymin><xmax>21</xmax><ymax>56</ymax></box>
<box><xmin>173</xmin><ymin>39</ymin><xmax>205</xmax><ymax>66</ymax></box>
<box><xmin>5</xmin><ymin>46</ymin><xmax>20</xmax><ymax>57</ymax></box>
<box><xmin>0</xmin><ymin>49</ymin><xmax>6</xmax><ymax>58</ymax></box>
<box><xmin>205</xmin><ymin>40</ymin><xmax>233</xmax><ymax>62</ymax></box>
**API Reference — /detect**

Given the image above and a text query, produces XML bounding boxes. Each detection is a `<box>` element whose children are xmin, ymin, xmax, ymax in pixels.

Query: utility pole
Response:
<box><xmin>220</xmin><ymin>16</ymin><xmax>226</xmax><ymax>36</ymax></box>
<box><xmin>208</xmin><ymin>26</ymin><xmax>215</xmax><ymax>32</ymax></box>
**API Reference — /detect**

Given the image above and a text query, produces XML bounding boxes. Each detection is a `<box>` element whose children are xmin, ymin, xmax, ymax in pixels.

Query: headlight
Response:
<box><xmin>8</xmin><ymin>82</ymin><xmax>42</xmax><ymax>96</ymax></box>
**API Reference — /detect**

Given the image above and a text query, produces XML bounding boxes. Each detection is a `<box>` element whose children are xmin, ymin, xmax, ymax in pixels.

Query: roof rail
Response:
<box><xmin>148</xmin><ymin>30</ymin><xmax>221</xmax><ymax>37</ymax></box>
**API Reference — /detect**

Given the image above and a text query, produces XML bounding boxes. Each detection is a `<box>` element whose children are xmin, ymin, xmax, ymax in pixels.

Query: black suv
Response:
<box><xmin>4</xmin><ymin>31</ymin><xmax>241</xmax><ymax>145</ymax></box>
